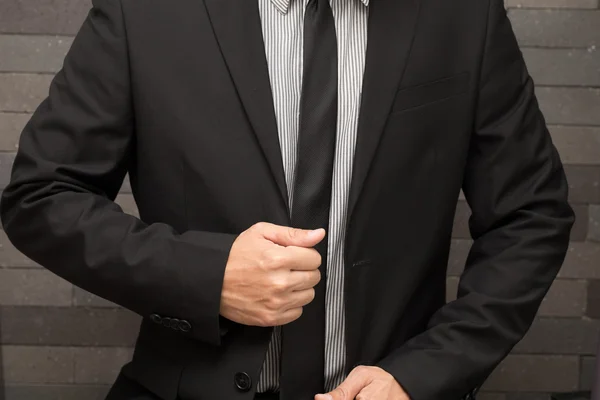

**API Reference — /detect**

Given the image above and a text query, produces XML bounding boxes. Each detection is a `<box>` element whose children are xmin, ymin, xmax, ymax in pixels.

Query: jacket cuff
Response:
<box><xmin>167</xmin><ymin>230</ymin><xmax>237</xmax><ymax>346</ymax></box>
<box><xmin>377</xmin><ymin>346</ymin><xmax>480</xmax><ymax>400</ymax></box>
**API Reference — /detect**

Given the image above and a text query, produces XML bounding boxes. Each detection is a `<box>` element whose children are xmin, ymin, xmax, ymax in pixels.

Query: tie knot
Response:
<box><xmin>308</xmin><ymin>0</ymin><xmax>328</xmax><ymax>9</ymax></box>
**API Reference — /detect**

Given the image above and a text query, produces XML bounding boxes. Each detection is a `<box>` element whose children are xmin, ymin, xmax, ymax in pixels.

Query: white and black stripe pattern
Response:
<box><xmin>257</xmin><ymin>0</ymin><xmax>369</xmax><ymax>393</ymax></box>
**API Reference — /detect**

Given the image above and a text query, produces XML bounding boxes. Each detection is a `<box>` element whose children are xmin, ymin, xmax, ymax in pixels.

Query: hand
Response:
<box><xmin>315</xmin><ymin>366</ymin><xmax>410</xmax><ymax>400</ymax></box>
<box><xmin>220</xmin><ymin>222</ymin><xmax>325</xmax><ymax>327</ymax></box>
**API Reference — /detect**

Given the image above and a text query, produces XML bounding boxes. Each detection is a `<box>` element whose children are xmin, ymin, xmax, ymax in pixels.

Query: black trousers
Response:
<box><xmin>107</xmin><ymin>373</ymin><xmax>280</xmax><ymax>400</ymax></box>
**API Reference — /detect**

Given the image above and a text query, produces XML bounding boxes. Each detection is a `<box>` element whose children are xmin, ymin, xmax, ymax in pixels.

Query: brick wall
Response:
<box><xmin>0</xmin><ymin>0</ymin><xmax>598</xmax><ymax>399</ymax></box>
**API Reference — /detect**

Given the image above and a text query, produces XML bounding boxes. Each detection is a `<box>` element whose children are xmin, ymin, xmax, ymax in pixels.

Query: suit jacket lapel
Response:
<box><xmin>203</xmin><ymin>0</ymin><xmax>290</xmax><ymax>217</ymax></box>
<box><xmin>347</xmin><ymin>0</ymin><xmax>422</xmax><ymax>224</ymax></box>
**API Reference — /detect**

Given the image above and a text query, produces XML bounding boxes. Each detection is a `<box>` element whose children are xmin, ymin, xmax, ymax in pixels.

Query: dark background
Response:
<box><xmin>0</xmin><ymin>0</ymin><xmax>599</xmax><ymax>399</ymax></box>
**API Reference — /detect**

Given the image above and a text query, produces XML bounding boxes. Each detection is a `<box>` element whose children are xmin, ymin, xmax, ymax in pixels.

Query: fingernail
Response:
<box><xmin>307</xmin><ymin>228</ymin><xmax>323</xmax><ymax>239</ymax></box>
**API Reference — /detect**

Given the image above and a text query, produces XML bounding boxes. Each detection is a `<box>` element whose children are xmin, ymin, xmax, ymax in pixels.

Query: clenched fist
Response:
<box><xmin>219</xmin><ymin>222</ymin><xmax>325</xmax><ymax>327</ymax></box>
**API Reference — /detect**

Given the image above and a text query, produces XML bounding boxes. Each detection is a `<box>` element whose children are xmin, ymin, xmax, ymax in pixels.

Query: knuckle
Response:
<box><xmin>305</xmin><ymin>271</ymin><xmax>320</xmax><ymax>289</ymax></box>
<box><xmin>287</xmin><ymin>228</ymin><xmax>301</xmax><ymax>241</ymax></box>
<box><xmin>270</xmin><ymin>251</ymin><xmax>287</xmax><ymax>267</ymax></box>
<box><xmin>258</xmin><ymin>256</ymin><xmax>269</xmax><ymax>271</ymax></box>
<box><xmin>271</xmin><ymin>276</ymin><xmax>290</xmax><ymax>292</ymax></box>
<box><xmin>307</xmin><ymin>251</ymin><xmax>322</xmax><ymax>270</ymax></box>
<box><xmin>315</xmin><ymin>269</ymin><xmax>322</xmax><ymax>284</ymax></box>
<box><xmin>259</xmin><ymin>312</ymin><xmax>278</xmax><ymax>327</ymax></box>
<box><xmin>354</xmin><ymin>365</ymin><xmax>368</xmax><ymax>373</ymax></box>
<box><xmin>256</xmin><ymin>315</ymin><xmax>268</xmax><ymax>326</ymax></box>
<box><xmin>354</xmin><ymin>365</ymin><xmax>372</xmax><ymax>377</ymax></box>
<box><xmin>266</xmin><ymin>295</ymin><xmax>284</xmax><ymax>311</ymax></box>
<box><xmin>286</xmin><ymin>307</ymin><xmax>303</xmax><ymax>322</ymax></box>
<box><xmin>262</xmin><ymin>249</ymin><xmax>285</xmax><ymax>269</ymax></box>
<box><xmin>253</xmin><ymin>221</ymin><xmax>267</xmax><ymax>231</ymax></box>
<box><xmin>258</xmin><ymin>256</ymin><xmax>271</xmax><ymax>272</ymax></box>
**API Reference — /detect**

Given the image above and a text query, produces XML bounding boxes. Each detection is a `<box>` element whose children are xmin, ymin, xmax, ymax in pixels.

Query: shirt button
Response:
<box><xmin>234</xmin><ymin>372</ymin><xmax>252</xmax><ymax>392</ymax></box>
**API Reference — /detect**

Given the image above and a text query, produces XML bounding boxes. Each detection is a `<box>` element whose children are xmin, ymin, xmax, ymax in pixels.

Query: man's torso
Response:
<box><xmin>113</xmin><ymin>0</ymin><xmax>488</xmax><ymax>398</ymax></box>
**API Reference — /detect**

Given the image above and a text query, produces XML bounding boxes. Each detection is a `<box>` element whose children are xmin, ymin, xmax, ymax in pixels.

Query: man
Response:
<box><xmin>0</xmin><ymin>0</ymin><xmax>574</xmax><ymax>398</ymax></box>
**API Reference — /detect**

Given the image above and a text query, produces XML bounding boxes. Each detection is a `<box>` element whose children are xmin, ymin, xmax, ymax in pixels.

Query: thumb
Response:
<box><xmin>315</xmin><ymin>369</ymin><xmax>370</xmax><ymax>400</ymax></box>
<box><xmin>257</xmin><ymin>223</ymin><xmax>325</xmax><ymax>247</ymax></box>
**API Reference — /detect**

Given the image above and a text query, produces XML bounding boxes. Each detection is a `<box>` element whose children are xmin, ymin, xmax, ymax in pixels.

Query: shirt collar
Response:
<box><xmin>272</xmin><ymin>0</ymin><xmax>369</xmax><ymax>14</ymax></box>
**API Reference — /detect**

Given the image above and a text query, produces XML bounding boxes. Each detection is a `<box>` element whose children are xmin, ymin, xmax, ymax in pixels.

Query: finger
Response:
<box><xmin>318</xmin><ymin>369</ymin><xmax>371</xmax><ymax>400</ymax></box>
<box><xmin>288</xmin><ymin>269</ymin><xmax>321</xmax><ymax>291</ymax></box>
<box><xmin>256</xmin><ymin>307</ymin><xmax>303</xmax><ymax>327</ymax></box>
<box><xmin>355</xmin><ymin>385</ymin><xmax>375</xmax><ymax>400</ymax></box>
<box><xmin>274</xmin><ymin>307</ymin><xmax>303</xmax><ymax>325</ymax></box>
<box><xmin>257</xmin><ymin>223</ymin><xmax>326</xmax><ymax>248</ymax></box>
<box><xmin>283</xmin><ymin>288</ymin><xmax>316</xmax><ymax>310</ymax></box>
<box><xmin>260</xmin><ymin>246</ymin><xmax>321</xmax><ymax>273</ymax></box>
<box><xmin>283</xmin><ymin>246</ymin><xmax>322</xmax><ymax>271</ymax></box>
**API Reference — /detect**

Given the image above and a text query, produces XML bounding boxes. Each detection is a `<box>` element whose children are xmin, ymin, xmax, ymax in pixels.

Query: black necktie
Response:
<box><xmin>279</xmin><ymin>0</ymin><xmax>338</xmax><ymax>399</ymax></box>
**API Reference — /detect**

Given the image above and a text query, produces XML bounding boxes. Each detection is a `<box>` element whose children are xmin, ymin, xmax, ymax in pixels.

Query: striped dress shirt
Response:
<box><xmin>257</xmin><ymin>0</ymin><xmax>369</xmax><ymax>393</ymax></box>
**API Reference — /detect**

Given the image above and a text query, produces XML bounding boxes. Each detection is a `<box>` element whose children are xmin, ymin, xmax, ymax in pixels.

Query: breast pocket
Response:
<box><xmin>391</xmin><ymin>72</ymin><xmax>470</xmax><ymax>114</ymax></box>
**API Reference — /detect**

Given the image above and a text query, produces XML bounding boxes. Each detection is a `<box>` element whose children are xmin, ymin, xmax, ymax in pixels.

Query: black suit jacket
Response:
<box><xmin>593</xmin><ymin>336</ymin><xmax>600</xmax><ymax>400</ymax></box>
<box><xmin>0</xmin><ymin>0</ymin><xmax>574</xmax><ymax>399</ymax></box>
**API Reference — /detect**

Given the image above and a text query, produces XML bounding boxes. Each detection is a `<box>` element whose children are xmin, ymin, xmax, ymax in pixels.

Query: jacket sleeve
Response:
<box><xmin>376</xmin><ymin>1</ymin><xmax>575</xmax><ymax>398</ymax></box>
<box><xmin>0</xmin><ymin>0</ymin><xmax>236</xmax><ymax>346</ymax></box>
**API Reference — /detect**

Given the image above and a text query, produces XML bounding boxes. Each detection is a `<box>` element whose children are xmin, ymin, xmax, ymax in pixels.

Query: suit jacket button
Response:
<box><xmin>150</xmin><ymin>314</ymin><xmax>162</xmax><ymax>324</ymax></box>
<box><xmin>179</xmin><ymin>320</ymin><xmax>192</xmax><ymax>332</ymax></box>
<box><xmin>161</xmin><ymin>317</ymin><xmax>172</xmax><ymax>327</ymax></box>
<box><xmin>234</xmin><ymin>372</ymin><xmax>252</xmax><ymax>392</ymax></box>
